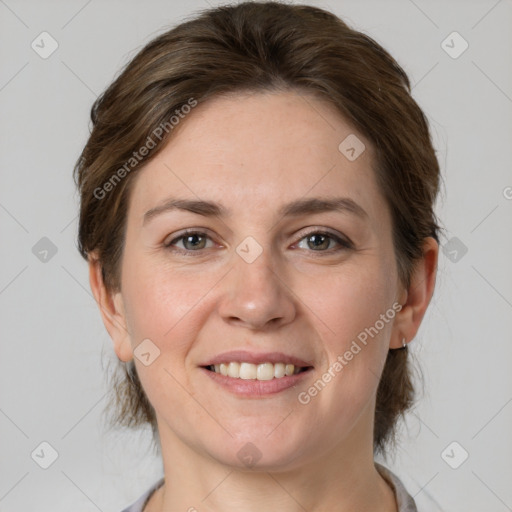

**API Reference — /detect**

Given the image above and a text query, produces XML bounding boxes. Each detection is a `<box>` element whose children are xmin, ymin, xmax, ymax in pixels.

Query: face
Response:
<box><xmin>104</xmin><ymin>90</ymin><xmax>408</xmax><ymax>470</ymax></box>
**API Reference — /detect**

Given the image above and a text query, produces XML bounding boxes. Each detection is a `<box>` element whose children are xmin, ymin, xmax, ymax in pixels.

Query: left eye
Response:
<box><xmin>295</xmin><ymin>231</ymin><xmax>351</xmax><ymax>252</ymax></box>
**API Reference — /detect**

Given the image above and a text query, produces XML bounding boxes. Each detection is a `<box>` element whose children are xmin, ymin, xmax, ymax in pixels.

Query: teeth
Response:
<box><xmin>227</xmin><ymin>362</ymin><xmax>240</xmax><ymax>378</ymax></box>
<box><xmin>213</xmin><ymin>362</ymin><xmax>302</xmax><ymax>380</ymax></box>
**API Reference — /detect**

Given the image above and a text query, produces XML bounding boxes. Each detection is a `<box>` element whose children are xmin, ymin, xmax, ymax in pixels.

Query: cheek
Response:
<box><xmin>120</xmin><ymin>264</ymin><xmax>208</xmax><ymax>410</ymax></box>
<box><xmin>122</xmin><ymin>255</ymin><xmax>207</xmax><ymax>339</ymax></box>
<box><xmin>299</xmin><ymin>267</ymin><xmax>395</xmax><ymax>430</ymax></box>
<box><xmin>303</xmin><ymin>262</ymin><xmax>395</xmax><ymax>350</ymax></box>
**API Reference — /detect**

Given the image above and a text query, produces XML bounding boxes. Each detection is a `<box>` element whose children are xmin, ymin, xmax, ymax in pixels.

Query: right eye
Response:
<box><xmin>163</xmin><ymin>230</ymin><xmax>215</xmax><ymax>254</ymax></box>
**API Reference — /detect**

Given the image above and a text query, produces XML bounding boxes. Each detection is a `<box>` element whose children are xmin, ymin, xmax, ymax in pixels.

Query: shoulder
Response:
<box><xmin>375</xmin><ymin>462</ymin><xmax>418</xmax><ymax>512</ymax></box>
<box><xmin>120</xmin><ymin>478</ymin><xmax>165</xmax><ymax>512</ymax></box>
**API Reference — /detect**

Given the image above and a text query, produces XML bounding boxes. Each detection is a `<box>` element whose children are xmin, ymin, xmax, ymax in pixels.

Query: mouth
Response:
<box><xmin>200</xmin><ymin>363</ymin><xmax>313</xmax><ymax>397</ymax></box>
<box><xmin>202</xmin><ymin>362</ymin><xmax>313</xmax><ymax>380</ymax></box>
<box><xmin>199</xmin><ymin>350</ymin><xmax>314</xmax><ymax>396</ymax></box>
<box><xmin>200</xmin><ymin>350</ymin><xmax>313</xmax><ymax>375</ymax></box>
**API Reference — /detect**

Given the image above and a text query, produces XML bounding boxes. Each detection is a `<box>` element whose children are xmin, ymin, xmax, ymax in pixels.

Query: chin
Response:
<box><xmin>208</xmin><ymin>427</ymin><xmax>310</xmax><ymax>472</ymax></box>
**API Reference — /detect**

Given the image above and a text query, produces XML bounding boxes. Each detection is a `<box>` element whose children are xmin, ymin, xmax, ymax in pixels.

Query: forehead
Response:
<box><xmin>127</xmin><ymin>90</ymin><xmax>389</xmax><ymax>229</ymax></box>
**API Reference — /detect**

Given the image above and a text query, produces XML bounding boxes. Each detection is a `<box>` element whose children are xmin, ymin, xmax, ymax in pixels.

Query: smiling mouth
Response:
<box><xmin>203</xmin><ymin>362</ymin><xmax>312</xmax><ymax>380</ymax></box>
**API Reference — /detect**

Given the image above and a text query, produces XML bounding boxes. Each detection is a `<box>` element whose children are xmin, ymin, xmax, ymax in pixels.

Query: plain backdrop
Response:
<box><xmin>1</xmin><ymin>0</ymin><xmax>511</xmax><ymax>511</ymax></box>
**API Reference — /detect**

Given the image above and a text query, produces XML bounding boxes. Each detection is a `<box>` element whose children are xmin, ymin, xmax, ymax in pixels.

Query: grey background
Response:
<box><xmin>1</xmin><ymin>0</ymin><xmax>511</xmax><ymax>510</ymax></box>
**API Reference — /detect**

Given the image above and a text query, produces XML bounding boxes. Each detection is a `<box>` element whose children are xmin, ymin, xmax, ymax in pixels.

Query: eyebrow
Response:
<box><xmin>143</xmin><ymin>196</ymin><xmax>368</xmax><ymax>225</ymax></box>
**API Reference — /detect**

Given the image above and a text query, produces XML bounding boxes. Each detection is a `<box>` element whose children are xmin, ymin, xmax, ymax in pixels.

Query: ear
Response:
<box><xmin>88</xmin><ymin>252</ymin><xmax>133</xmax><ymax>362</ymax></box>
<box><xmin>390</xmin><ymin>237</ymin><xmax>439</xmax><ymax>349</ymax></box>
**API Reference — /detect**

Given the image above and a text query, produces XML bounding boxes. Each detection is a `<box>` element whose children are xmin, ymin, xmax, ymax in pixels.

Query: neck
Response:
<box><xmin>145</xmin><ymin>407</ymin><xmax>397</xmax><ymax>512</ymax></box>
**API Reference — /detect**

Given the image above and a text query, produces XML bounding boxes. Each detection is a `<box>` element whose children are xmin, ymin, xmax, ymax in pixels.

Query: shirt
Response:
<box><xmin>120</xmin><ymin>462</ymin><xmax>417</xmax><ymax>512</ymax></box>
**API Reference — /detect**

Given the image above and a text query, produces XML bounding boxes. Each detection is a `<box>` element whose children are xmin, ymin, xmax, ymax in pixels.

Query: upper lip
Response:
<box><xmin>201</xmin><ymin>350</ymin><xmax>314</xmax><ymax>368</ymax></box>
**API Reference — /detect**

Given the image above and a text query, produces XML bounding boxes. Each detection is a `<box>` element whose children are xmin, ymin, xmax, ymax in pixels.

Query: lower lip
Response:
<box><xmin>200</xmin><ymin>367</ymin><xmax>313</xmax><ymax>397</ymax></box>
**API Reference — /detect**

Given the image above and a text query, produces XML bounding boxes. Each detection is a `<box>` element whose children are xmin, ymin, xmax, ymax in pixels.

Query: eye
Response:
<box><xmin>163</xmin><ymin>228</ymin><xmax>353</xmax><ymax>255</ymax></box>
<box><xmin>164</xmin><ymin>230</ymin><xmax>215</xmax><ymax>253</ymax></box>
<box><xmin>295</xmin><ymin>230</ymin><xmax>353</xmax><ymax>253</ymax></box>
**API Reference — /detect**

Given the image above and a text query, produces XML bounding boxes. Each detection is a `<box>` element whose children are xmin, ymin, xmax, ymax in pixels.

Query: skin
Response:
<box><xmin>89</xmin><ymin>90</ymin><xmax>438</xmax><ymax>512</ymax></box>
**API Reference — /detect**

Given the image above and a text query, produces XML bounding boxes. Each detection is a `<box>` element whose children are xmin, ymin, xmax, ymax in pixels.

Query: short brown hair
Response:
<box><xmin>74</xmin><ymin>1</ymin><xmax>442</xmax><ymax>457</ymax></box>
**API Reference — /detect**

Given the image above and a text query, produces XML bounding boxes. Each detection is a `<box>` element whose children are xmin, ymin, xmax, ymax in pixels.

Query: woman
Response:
<box><xmin>74</xmin><ymin>2</ymin><xmax>441</xmax><ymax>511</ymax></box>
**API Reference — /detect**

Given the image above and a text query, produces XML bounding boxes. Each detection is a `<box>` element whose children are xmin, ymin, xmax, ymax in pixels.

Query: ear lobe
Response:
<box><xmin>88</xmin><ymin>253</ymin><xmax>133</xmax><ymax>362</ymax></box>
<box><xmin>390</xmin><ymin>237</ymin><xmax>439</xmax><ymax>349</ymax></box>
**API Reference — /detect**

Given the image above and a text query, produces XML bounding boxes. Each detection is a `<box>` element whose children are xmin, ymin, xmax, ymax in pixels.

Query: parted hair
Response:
<box><xmin>74</xmin><ymin>1</ymin><xmax>442</xmax><ymax>457</ymax></box>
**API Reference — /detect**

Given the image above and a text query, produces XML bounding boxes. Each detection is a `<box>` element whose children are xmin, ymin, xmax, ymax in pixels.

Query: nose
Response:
<box><xmin>217</xmin><ymin>245</ymin><xmax>297</xmax><ymax>331</ymax></box>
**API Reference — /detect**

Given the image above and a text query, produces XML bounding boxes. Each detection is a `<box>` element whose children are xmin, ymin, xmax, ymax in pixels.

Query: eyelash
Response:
<box><xmin>163</xmin><ymin>228</ymin><xmax>353</xmax><ymax>256</ymax></box>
